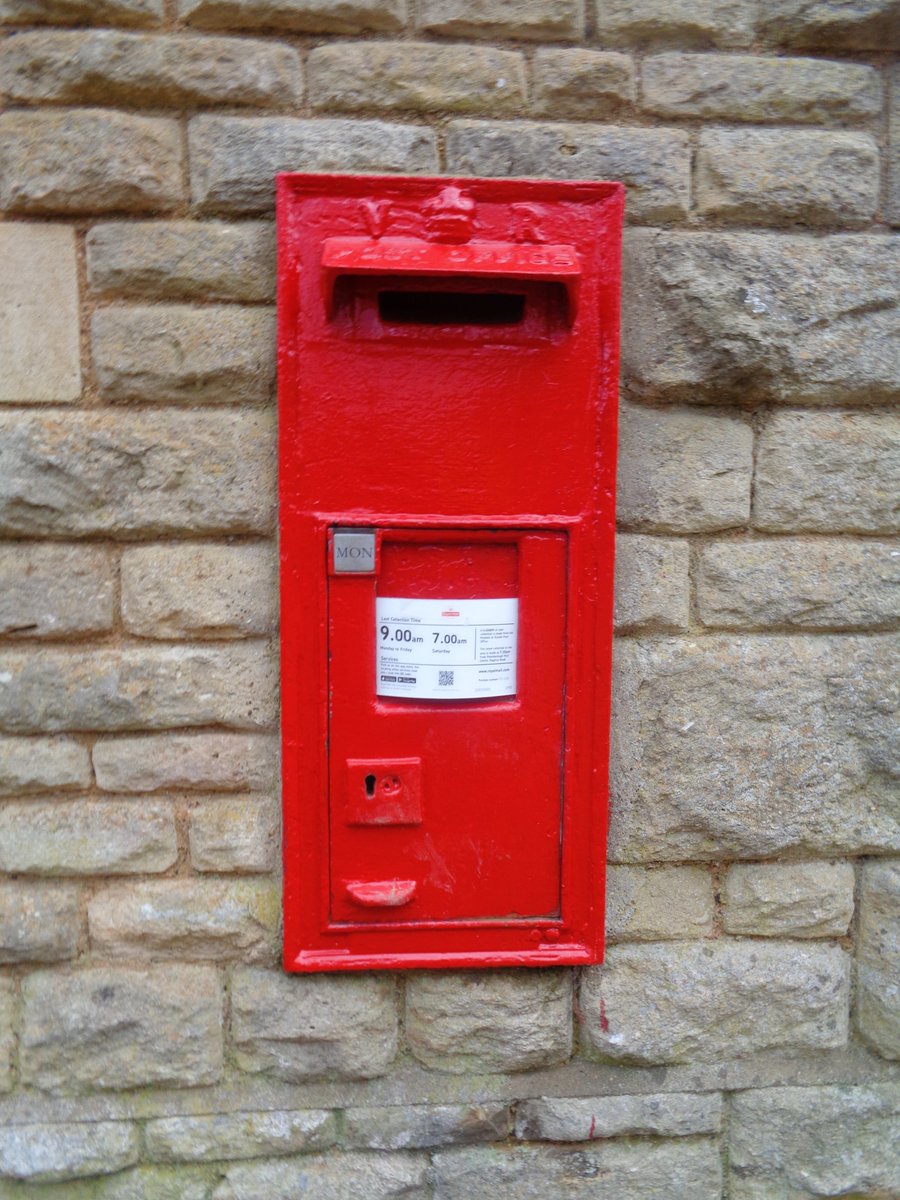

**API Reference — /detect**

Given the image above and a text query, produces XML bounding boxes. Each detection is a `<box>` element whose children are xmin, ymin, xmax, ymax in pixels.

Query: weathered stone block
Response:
<box><xmin>343</xmin><ymin>1103</ymin><xmax>511</xmax><ymax>1150</ymax></box>
<box><xmin>617</xmin><ymin>404</ymin><xmax>753</xmax><ymax>533</ymax></box>
<box><xmin>121</xmin><ymin>543</ymin><xmax>277</xmax><ymax>638</ymax></box>
<box><xmin>0</xmin><ymin>736</ymin><xmax>90</xmax><ymax>795</ymax></box>
<box><xmin>0</xmin><ymin>0</ymin><xmax>163</xmax><ymax>26</ymax></box>
<box><xmin>211</xmin><ymin>1153</ymin><xmax>428</xmax><ymax>1200</ymax></box>
<box><xmin>87</xmin><ymin>220</ymin><xmax>276</xmax><ymax>302</ymax></box>
<box><xmin>232</xmin><ymin>969</ymin><xmax>398</xmax><ymax>1081</ymax></box>
<box><xmin>190</xmin><ymin>116</ymin><xmax>437</xmax><ymax>215</ymax></box>
<box><xmin>179</xmin><ymin>0</ymin><xmax>406</xmax><ymax>34</ymax></box>
<box><xmin>531</xmin><ymin>49</ymin><xmax>635</xmax><ymax>118</ymax></box>
<box><xmin>622</xmin><ymin>232</ymin><xmax>900</xmax><ymax>404</ymax></box>
<box><xmin>419</xmin><ymin>0</ymin><xmax>583</xmax><ymax>40</ymax></box>
<box><xmin>515</xmin><ymin>1092</ymin><xmax>723</xmax><ymax>1141</ymax></box>
<box><xmin>758</xmin><ymin>0</ymin><xmax>900</xmax><ymax>50</ymax></box>
<box><xmin>0</xmin><ymin>981</ymin><xmax>12</xmax><ymax>1093</ymax></box>
<box><xmin>723</xmin><ymin>861</ymin><xmax>855</xmax><ymax>937</ymax></box>
<box><xmin>580</xmin><ymin>941</ymin><xmax>850</xmax><ymax>1064</ymax></box>
<box><xmin>0</xmin><ymin>225</ymin><xmax>80</xmax><ymax>403</ymax></box>
<box><xmin>889</xmin><ymin>64</ymin><xmax>900</xmax><ymax>226</ymax></box>
<box><xmin>613</xmin><ymin>534</ymin><xmax>689</xmax><ymax>632</ymax></box>
<box><xmin>729</xmin><ymin>1084</ymin><xmax>900</xmax><ymax>1200</ymax></box>
<box><xmin>0</xmin><ymin>1121</ymin><xmax>138</xmax><ymax>1183</ymax></box>
<box><xmin>145</xmin><ymin>1109</ymin><xmax>337</xmax><ymax>1162</ymax></box>
<box><xmin>0</xmin><ymin>545</ymin><xmax>113</xmax><ymax>638</ymax></box>
<box><xmin>755</xmin><ymin>412</ymin><xmax>900</xmax><ymax>532</ymax></box>
<box><xmin>189</xmin><ymin>797</ymin><xmax>278</xmax><ymax>873</ymax></box>
<box><xmin>0</xmin><ymin>111</ymin><xmax>183</xmax><ymax>215</ymax></box>
<box><xmin>596</xmin><ymin>0</ymin><xmax>756</xmax><ymax>46</ymax></box>
<box><xmin>93</xmin><ymin>732</ymin><xmax>276</xmax><ymax>792</ymax></box>
<box><xmin>406</xmin><ymin>970</ymin><xmax>572</xmax><ymax>1073</ymax></box>
<box><xmin>0</xmin><ymin>1166</ymin><xmax>215</xmax><ymax>1199</ymax></box>
<box><xmin>609</xmin><ymin>635</ymin><xmax>899</xmax><ymax>860</ymax></box>
<box><xmin>93</xmin><ymin>305</ymin><xmax>275</xmax><ymax>404</ymax></box>
<box><xmin>857</xmin><ymin>860</ymin><xmax>900</xmax><ymax>1059</ymax></box>
<box><xmin>0</xmin><ymin>410</ymin><xmax>276</xmax><ymax>537</ymax></box>
<box><xmin>0</xmin><ymin>881</ymin><xmax>81</xmax><ymax>963</ymax></box>
<box><xmin>606</xmin><ymin>865</ymin><xmax>715</xmax><ymax>942</ymax></box>
<box><xmin>0</xmin><ymin>800</ymin><xmax>177</xmax><ymax>875</ymax></box>
<box><xmin>446</xmin><ymin>122</ymin><xmax>688</xmax><ymax>223</ymax></box>
<box><xmin>20</xmin><ymin>966</ymin><xmax>223</xmax><ymax>1091</ymax></box>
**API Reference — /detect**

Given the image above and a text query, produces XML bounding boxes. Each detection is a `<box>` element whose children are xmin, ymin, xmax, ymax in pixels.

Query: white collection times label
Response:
<box><xmin>375</xmin><ymin>597</ymin><xmax>518</xmax><ymax>700</ymax></box>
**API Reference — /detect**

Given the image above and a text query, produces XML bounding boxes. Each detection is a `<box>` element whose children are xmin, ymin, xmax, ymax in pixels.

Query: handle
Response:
<box><xmin>345</xmin><ymin>879</ymin><xmax>417</xmax><ymax>908</ymax></box>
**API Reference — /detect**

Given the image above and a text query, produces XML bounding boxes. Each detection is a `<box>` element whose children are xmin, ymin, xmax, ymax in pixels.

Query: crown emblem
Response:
<box><xmin>423</xmin><ymin>186</ymin><xmax>476</xmax><ymax>243</ymax></box>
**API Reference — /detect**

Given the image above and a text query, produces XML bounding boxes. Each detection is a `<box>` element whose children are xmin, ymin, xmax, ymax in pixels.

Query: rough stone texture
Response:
<box><xmin>758</xmin><ymin>0</ymin><xmax>900</xmax><ymax>50</ymax></box>
<box><xmin>0</xmin><ymin>31</ymin><xmax>301</xmax><ymax>107</ymax></box>
<box><xmin>179</xmin><ymin>0</ymin><xmax>407</xmax><ymax>34</ymax></box>
<box><xmin>145</xmin><ymin>1110</ymin><xmax>337</xmax><ymax>1163</ymax></box>
<box><xmin>93</xmin><ymin>732</ymin><xmax>276</xmax><ymax>792</ymax></box>
<box><xmin>430</xmin><ymin>1141</ymin><xmax>723</xmax><ymax>1200</ymax></box>
<box><xmin>232</xmin><ymin>969</ymin><xmax>398</xmax><ymax>1081</ymax></box>
<box><xmin>622</xmin><ymin>232</ymin><xmax>900</xmax><ymax>404</ymax></box>
<box><xmin>613</xmin><ymin>534</ymin><xmax>689</xmax><ymax>632</ymax></box>
<box><xmin>0</xmin><ymin>225</ymin><xmax>80</xmax><ymax>403</ymax></box>
<box><xmin>580</xmin><ymin>941</ymin><xmax>850</xmax><ymax>1064</ymax></box>
<box><xmin>121</xmin><ymin>543</ymin><xmax>277</xmax><ymax>638</ymax></box>
<box><xmin>0</xmin><ymin>1121</ymin><xmax>138</xmax><ymax>1183</ymax></box>
<box><xmin>0</xmin><ymin>981</ymin><xmax>12</xmax><ymax>1093</ymax></box>
<box><xmin>0</xmin><ymin>881</ymin><xmax>81</xmax><ymax>963</ymax></box>
<box><xmin>0</xmin><ymin>736</ymin><xmax>90</xmax><ymax>795</ymax></box>
<box><xmin>0</xmin><ymin>644</ymin><xmax>277</xmax><ymax>733</ymax></box>
<box><xmin>0</xmin><ymin>410</ymin><xmax>276</xmax><ymax>537</ymax></box>
<box><xmin>0</xmin><ymin>545</ymin><xmax>114</xmax><ymax>638</ymax></box>
<box><xmin>857</xmin><ymin>860</ymin><xmax>900</xmax><ymax>1059</ymax></box>
<box><xmin>0</xmin><ymin>800</ymin><xmax>177</xmax><ymax>875</ymax></box>
<box><xmin>0</xmin><ymin>1167</ymin><xmax>215</xmax><ymax>1199</ymax></box>
<box><xmin>93</xmin><ymin>305</ymin><xmax>276</xmax><ymax>404</ymax></box>
<box><xmin>343</xmin><ymin>1103</ymin><xmax>511</xmax><ymax>1150</ymax></box>
<box><xmin>643</xmin><ymin>54</ymin><xmax>881</xmax><ymax>123</ymax></box>
<box><xmin>189</xmin><ymin>796</ymin><xmax>278</xmax><ymax>873</ymax></box>
<box><xmin>20</xmin><ymin>966</ymin><xmax>223</xmax><ymax>1091</ymax></box>
<box><xmin>729</xmin><ymin>1084</ymin><xmax>900</xmax><ymax>1199</ymax></box>
<box><xmin>406</xmin><ymin>971</ymin><xmax>572</xmax><ymax>1073</ymax></box>
<box><xmin>755</xmin><ymin>412</ymin><xmax>900</xmax><ymax>533</ymax></box>
<box><xmin>446</xmin><ymin>122</ymin><xmax>688</xmax><ymax>223</ymax></box>
<box><xmin>190</xmin><ymin>116</ymin><xmax>437</xmax><ymax>215</ymax></box>
<box><xmin>211</xmin><ymin>1152</ymin><xmax>428</xmax><ymax>1200</ymax></box>
<box><xmin>609</xmin><ymin>635</ymin><xmax>899</xmax><ymax>861</ymax></box>
<box><xmin>616</xmin><ymin>404</ymin><xmax>753</xmax><ymax>533</ymax></box>
<box><xmin>0</xmin><ymin>0</ymin><xmax>163</xmax><ymax>26</ymax></box>
<box><xmin>88</xmin><ymin>879</ymin><xmax>280</xmax><ymax>962</ymax></box>
<box><xmin>531</xmin><ymin>49</ymin><xmax>635</xmax><ymax>118</ymax></box>
<box><xmin>889</xmin><ymin>64</ymin><xmax>900</xmax><ymax>226</ymax></box>
<box><xmin>418</xmin><ymin>0</ymin><xmax>583</xmax><ymax>40</ymax></box>
<box><xmin>87</xmin><ymin>220</ymin><xmax>276</xmax><ymax>302</ymax></box>
<box><xmin>308</xmin><ymin>42</ymin><xmax>525</xmax><ymax>114</ymax></box>
<box><xmin>697</xmin><ymin>539</ymin><xmax>900</xmax><ymax>630</ymax></box>
<box><xmin>0</xmin><ymin>111</ymin><xmax>182</xmax><ymax>215</ymax></box>
<box><xmin>606</xmin><ymin>865</ymin><xmax>715</xmax><ymax>942</ymax></box>
<box><xmin>515</xmin><ymin>1092</ymin><xmax>723</xmax><ymax>1140</ymax></box>
<box><xmin>723</xmin><ymin>861</ymin><xmax>856</xmax><ymax>937</ymax></box>
<box><xmin>593</xmin><ymin>0</ymin><xmax>755</xmax><ymax>46</ymax></box>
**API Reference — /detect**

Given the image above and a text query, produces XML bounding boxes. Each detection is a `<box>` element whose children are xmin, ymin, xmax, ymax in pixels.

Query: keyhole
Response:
<box><xmin>364</xmin><ymin>773</ymin><xmax>376</xmax><ymax>799</ymax></box>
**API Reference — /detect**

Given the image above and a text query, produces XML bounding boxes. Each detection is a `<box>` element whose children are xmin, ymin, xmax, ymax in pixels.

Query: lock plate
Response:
<box><xmin>345</xmin><ymin>757</ymin><xmax>423</xmax><ymax>826</ymax></box>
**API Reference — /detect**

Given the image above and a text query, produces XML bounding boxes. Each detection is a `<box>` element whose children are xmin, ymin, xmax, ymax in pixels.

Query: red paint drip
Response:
<box><xmin>589</xmin><ymin>1115</ymin><xmax>597</xmax><ymax>1140</ymax></box>
<box><xmin>599</xmin><ymin>997</ymin><xmax>610</xmax><ymax>1033</ymax></box>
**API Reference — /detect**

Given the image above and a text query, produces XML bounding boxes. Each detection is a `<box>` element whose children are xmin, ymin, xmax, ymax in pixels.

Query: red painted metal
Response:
<box><xmin>277</xmin><ymin>172</ymin><xmax>624</xmax><ymax>972</ymax></box>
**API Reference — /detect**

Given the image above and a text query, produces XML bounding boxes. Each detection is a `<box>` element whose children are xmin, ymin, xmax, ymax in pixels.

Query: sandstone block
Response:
<box><xmin>406</xmin><ymin>970</ymin><xmax>571</xmax><ymax>1073</ymax></box>
<box><xmin>515</xmin><ymin>1092</ymin><xmax>723</xmax><ymax>1141</ymax></box>
<box><xmin>697</xmin><ymin>539</ymin><xmax>900</xmax><ymax>630</ymax></box>
<box><xmin>723</xmin><ymin>861</ymin><xmax>855</xmax><ymax>937</ymax></box>
<box><xmin>446</xmin><ymin>121</ymin><xmax>688</xmax><ymax>223</ymax></box>
<box><xmin>0</xmin><ymin>1121</ymin><xmax>138</xmax><ymax>1183</ymax></box>
<box><xmin>190</xmin><ymin>116</ymin><xmax>436</xmax><ymax>215</ymax></box>
<box><xmin>89</xmin><ymin>878</ymin><xmax>280</xmax><ymax>961</ymax></box>
<box><xmin>592</xmin><ymin>0</ymin><xmax>755</xmax><ymax>46</ymax></box>
<box><xmin>0</xmin><ymin>1167</ymin><xmax>215</xmax><ymax>1198</ymax></box>
<box><xmin>189</xmin><ymin>797</ymin><xmax>278</xmax><ymax>873</ymax></box>
<box><xmin>418</xmin><ymin>0</ymin><xmax>583</xmax><ymax>40</ymax></box>
<box><xmin>0</xmin><ymin>644</ymin><xmax>277</xmax><ymax>733</ymax></box>
<box><xmin>20</xmin><ymin>965</ymin><xmax>223</xmax><ymax>1091</ymax></box>
<box><xmin>643</xmin><ymin>53</ymin><xmax>881</xmax><ymax>123</ymax></box>
<box><xmin>121</xmin><ymin>543</ymin><xmax>277</xmax><ymax>638</ymax></box>
<box><xmin>232</xmin><ymin>968</ymin><xmax>398</xmax><ymax>1081</ymax></box>
<box><xmin>0</xmin><ymin>800</ymin><xmax>177</xmax><ymax>875</ymax></box>
<box><xmin>755</xmin><ymin>411</ymin><xmax>900</xmax><ymax>532</ymax></box>
<box><xmin>0</xmin><ymin>881</ymin><xmax>81</xmax><ymax>963</ymax></box>
<box><xmin>606</xmin><ymin>865</ymin><xmax>715</xmax><ymax>942</ymax></box>
<box><xmin>93</xmin><ymin>305</ymin><xmax>276</xmax><ymax>404</ymax></box>
<box><xmin>0</xmin><ymin>0</ymin><xmax>163</xmax><ymax>26</ymax></box>
<box><xmin>0</xmin><ymin>410</ymin><xmax>276</xmax><ymax>537</ymax></box>
<box><xmin>0</xmin><ymin>225</ymin><xmax>80</xmax><ymax>403</ymax></box>
<box><xmin>729</xmin><ymin>1084</ymin><xmax>900</xmax><ymax>1200</ymax></box>
<box><xmin>179</xmin><ymin>0</ymin><xmax>406</xmax><ymax>34</ymax></box>
<box><xmin>696</xmin><ymin>129</ymin><xmax>879</xmax><ymax>228</ymax></box>
<box><xmin>622</xmin><ymin>231</ymin><xmax>900</xmax><ymax>404</ymax></box>
<box><xmin>531</xmin><ymin>49</ymin><xmax>635</xmax><ymax>119</ymax></box>
<box><xmin>0</xmin><ymin>981</ymin><xmax>12</xmax><ymax>1093</ymax></box>
<box><xmin>87</xmin><ymin>220</ymin><xmax>276</xmax><ymax>302</ymax></box>
<box><xmin>0</xmin><ymin>736</ymin><xmax>90</xmax><ymax>795</ymax></box>
<box><xmin>617</xmin><ymin>404</ymin><xmax>753</xmax><ymax>532</ymax></box>
<box><xmin>609</xmin><ymin>635</ymin><xmax>898</xmax><ymax>861</ymax></box>
<box><xmin>758</xmin><ymin>0</ymin><xmax>900</xmax><ymax>50</ymax></box>
<box><xmin>0</xmin><ymin>545</ymin><xmax>113</xmax><ymax>638</ymax></box>
<box><xmin>343</xmin><ymin>1103</ymin><xmax>511</xmax><ymax>1150</ymax></box>
<box><xmin>93</xmin><ymin>732</ymin><xmax>276</xmax><ymax>792</ymax></box>
<box><xmin>211</xmin><ymin>1153</ymin><xmax>428</xmax><ymax>1200</ymax></box>
<box><xmin>613</xmin><ymin>534</ymin><xmax>689</xmax><ymax>632</ymax></box>
<box><xmin>0</xmin><ymin>111</ymin><xmax>182</xmax><ymax>215</ymax></box>
<box><xmin>889</xmin><ymin>64</ymin><xmax>900</xmax><ymax>226</ymax></box>
<box><xmin>145</xmin><ymin>1109</ymin><xmax>336</xmax><ymax>1162</ymax></box>
<box><xmin>857</xmin><ymin>860</ymin><xmax>900</xmax><ymax>1059</ymax></box>
<box><xmin>580</xmin><ymin>941</ymin><xmax>849</xmax><ymax>1064</ymax></box>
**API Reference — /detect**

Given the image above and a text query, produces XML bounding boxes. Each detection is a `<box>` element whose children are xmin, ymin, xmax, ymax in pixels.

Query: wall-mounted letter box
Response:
<box><xmin>277</xmin><ymin>173</ymin><xmax>624</xmax><ymax>971</ymax></box>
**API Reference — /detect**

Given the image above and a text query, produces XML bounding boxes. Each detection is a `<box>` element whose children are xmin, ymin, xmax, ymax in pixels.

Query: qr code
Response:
<box><xmin>438</xmin><ymin>670</ymin><xmax>454</xmax><ymax>687</ymax></box>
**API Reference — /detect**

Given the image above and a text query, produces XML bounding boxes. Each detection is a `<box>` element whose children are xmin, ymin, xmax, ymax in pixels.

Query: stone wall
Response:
<box><xmin>0</xmin><ymin>0</ymin><xmax>898</xmax><ymax>1195</ymax></box>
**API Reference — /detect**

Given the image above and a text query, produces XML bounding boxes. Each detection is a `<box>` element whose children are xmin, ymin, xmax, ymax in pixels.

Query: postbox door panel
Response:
<box><xmin>328</xmin><ymin>529</ymin><xmax>567</xmax><ymax>925</ymax></box>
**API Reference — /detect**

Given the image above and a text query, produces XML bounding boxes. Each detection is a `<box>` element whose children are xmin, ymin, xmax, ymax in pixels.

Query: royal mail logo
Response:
<box><xmin>441</xmin><ymin>609</ymin><xmax>460</xmax><ymax>618</ymax></box>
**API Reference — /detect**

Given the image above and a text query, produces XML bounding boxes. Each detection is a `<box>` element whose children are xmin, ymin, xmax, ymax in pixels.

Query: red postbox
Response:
<box><xmin>278</xmin><ymin>173</ymin><xmax>623</xmax><ymax>971</ymax></box>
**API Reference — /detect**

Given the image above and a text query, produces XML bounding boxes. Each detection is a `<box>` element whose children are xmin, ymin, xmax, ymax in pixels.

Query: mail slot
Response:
<box><xmin>278</xmin><ymin>173</ymin><xmax>624</xmax><ymax>971</ymax></box>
